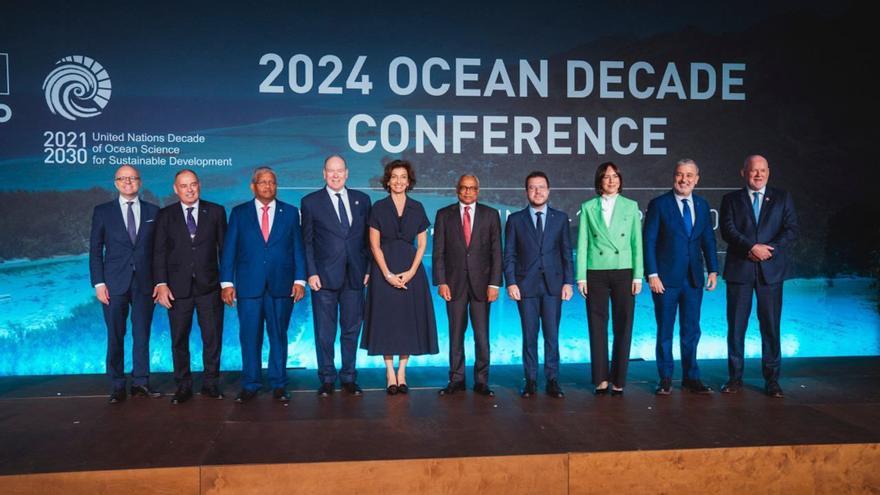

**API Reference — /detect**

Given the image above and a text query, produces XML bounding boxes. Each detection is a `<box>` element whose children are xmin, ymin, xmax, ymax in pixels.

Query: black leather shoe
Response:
<box><xmin>721</xmin><ymin>380</ymin><xmax>743</xmax><ymax>394</ymax></box>
<box><xmin>610</xmin><ymin>387</ymin><xmax>624</xmax><ymax>396</ymax></box>
<box><xmin>200</xmin><ymin>385</ymin><xmax>224</xmax><ymax>399</ymax></box>
<box><xmin>438</xmin><ymin>381</ymin><xmax>466</xmax><ymax>396</ymax></box>
<box><xmin>473</xmin><ymin>383</ymin><xmax>495</xmax><ymax>397</ymax></box>
<box><xmin>130</xmin><ymin>385</ymin><xmax>162</xmax><ymax>398</ymax></box>
<box><xmin>317</xmin><ymin>383</ymin><xmax>335</xmax><ymax>397</ymax></box>
<box><xmin>386</xmin><ymin>384</ymin><xmax>398</xmax><ymax>395</ymax></box>
<box><xmin>655</xmin><ymin>378</ymin><xmax>672</xmax><ymax>396</ymax></box>
<box><xmin>171</xmin><ymin>388</ymin><xmax>193</xmax><ymax>405</ymax></box>
<box><xmin>520</xmin><ymin>380</ymin><xmax>537</xmax><ymax>398</ymax></box>
<box><xmin>341</xmin><ymin>382</ymin><xmax>363</xmax><ymax>396</ymax></box>
<box><xmin>109</xmin><ymin>389</ymin><xmax>127</xmax><ymax>404</ymax></box>
<box><xmin>765</xmin><ymin>381</ymin><xmax>784</xmax><ymax>398</ymax></box>
<box><xmin>682</xmin><ymin>379</ymin><xmax>713</xmax><ymax>394</ymax></box>
<box><xmin>272</xmin><ymin>388</ymin><xmax>291</xmax><ymax>402</ymax></box>
<box><xmin>593</xmin><ymin>385</ymin><xmax>609</xmax><ymax>396</ymax></box>
<box><xmin>398</xmin><ymin>383</ymin><xmax>409</xmax><ymax>394</ymax></box>
<box><xmin>546</xmin><ymin>379</ymin><xmax>565</xmax><ymax>398</ymax></box>
<box><xmin>234</xmin><ymin>389</ymin><xmax>258</xmax><ymax>404</ymax></box>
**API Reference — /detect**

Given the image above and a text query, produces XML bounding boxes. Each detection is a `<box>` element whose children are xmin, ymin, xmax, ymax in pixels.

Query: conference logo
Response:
<box><xmin>42</xmin><ymin>55</ymin><xmax>112</xmax><ymax>121</ymax></box>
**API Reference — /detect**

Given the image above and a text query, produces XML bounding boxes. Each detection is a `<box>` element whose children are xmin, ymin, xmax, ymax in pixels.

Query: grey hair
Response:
<box><xmin>251</xmin><ymin>166</ymin><xmax>276</xmax><ymax>183</ymax></box>
<box><xmin>675</xmin><ymin>159</ymin><xmax>700</xmax><ymax>175</ymax></box>
<box><xmin>743</xmin><ymin>155</ymin><xmax>769</xmax><ymax>169</ymax></box>
<box><xmin>324</xmin><ymin>154</ymin><xmax>347</xmax><ymax>170</ymax></box>
<box><xmin>458</xmin><ymin>174</ymin><xmax>480</xmax><ymax>188</ymax></box>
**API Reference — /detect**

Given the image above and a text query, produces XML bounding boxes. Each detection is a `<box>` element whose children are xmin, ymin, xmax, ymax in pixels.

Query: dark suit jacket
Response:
<box><xmin>503</xmin><ymin>206</ymin><xmax>574</xmax><ymax>298</ymax></box>
<box><xmin>720</xmin><ymin>187</ymin><xmax>798</xmax><ymax>285</ymax></box>
<box><xmin>643</xmin><ymin>191</ymin><xmax>719</xmax><ymax>288</ymax></box>
<box><xmin>219</xmin><ymin>199</ymin><xmax>306</xmax><ymax>298</ymax></box>
<box><xmin>152</xmin><ymin>200</ymin><xmax>227</xmax><ymax>299</ymax></box>
<box><xmin>89</xmin><ymin>198</ymin><xmax>159</xmax><ymax>296</ymax></box>
<box><xmin>432</xmin><ymin>203</ymin><xmax>503</xmax><ymax>301</ymax></box>
<box><xmin>301</xmin><ymin>188</ymin><xmax>371</xmax><ymax>290</ymax></box>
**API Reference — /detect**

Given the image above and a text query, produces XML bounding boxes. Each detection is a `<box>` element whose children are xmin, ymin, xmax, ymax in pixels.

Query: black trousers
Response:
<box><xmin>726</xmin><ymin>280</ymin><xmax>783</xmax><ymax>383</ymax></box>
<box><xmin>168</xmin><ymin>288</ymin><xmax>224</xmax><ymax>389</ymax></box>
<box><xmin>585</xmin><ymin>269</ymin><xmax>634</xmax><ymax>387</ymax></box>
<box><xmin>446</xmin><ymin>285</ymin><xmax>490</xmax><ymax>385</ymax></box>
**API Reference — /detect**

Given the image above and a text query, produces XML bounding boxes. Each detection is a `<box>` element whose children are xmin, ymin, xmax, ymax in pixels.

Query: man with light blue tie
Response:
<box><xmin>89</xmin><ymin>165</ymin><xmax>161</xmax><ymax>403</ymax></box>
<box><xmin>301</xmin><ymin>155</ymin><xmax>371</xmax><ymax>397</ymax></box>
<box><xmin>720</xmin><ymin>155</ymin><xmax>797</xmax><ymax>398</ymax></box>
<box><xmin>644</xmin><ymin>159</ymin><xmax>719</xmax><ymax>395</ymax></box>
<box><xmin>220</xmin><ymin>167</ymin><xmax>306</xmax><ymax>404</ymax></box>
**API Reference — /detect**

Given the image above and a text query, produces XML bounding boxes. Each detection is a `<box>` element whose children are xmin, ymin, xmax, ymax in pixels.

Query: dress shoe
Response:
<box><xmin>108</xmin><ymin>389</ymin><xmax>127</xmax><ymax>404</ymax></box>
<box><xmin>272</xmin><ymin>388</ymin><xmax>291</xmax><ymax>402</ymax></box>
<box><xmin>386</xmin><ymin>384</ymin><xmax>399</xmax><ymax>395</ymax></box>
<box><xmin>546</xmin><ymin>379</ymin><xmax>565</xmax><ymax>398</ymax></box>
<box><xmin>317</xmin><ymin>383</ymin><xmax>335</xmax><ymax>397</ymax></box>
<box><xmin>520</xmin><ymin>380</ymin><xmax>538</xmax><ymax>398</ymax></box>
<box><xmin>682</xmin><ymin>379</ymin><xmax>713</xmax><ymax>394</ymax></box>
<box><xmin>655</xmin><ymin>377</ymin><xmax>672</xmax><ymax>396</ymax></box>
<box><xmin>473</xmin><ymin>383</ymin><xmax>495</xmax><ymax>397</ymax></box>
<box><xmin>593</xmin><ymin>385</ymin><xmax>609</xmax><ymax>396</ymax></box>
<box><xmin>200</xmin><ymin>384</ymin><xmax>224</xmax><ymax>399</ymax></box>
<box><xmin>765</xmin><ymin>381</ymin><xmax>784</xmax><ymax>398</ymax></box>
<box><xmin>721</xmin><ymin>380</ymin><xmax>743</xmax><ymax>394</ymax></box>
<box><xmin>171</xmin><ymin>388</ymin><xmax>193</xmax><ymax>405</ymax></box>
<box><xmin>398</xmin><ymin>383</ymin><xmax>409</xmax><ymax>394</ymax></box>
<box><xmin>610</xmin><ymin>387</ymin><xmax>624</xmax><ymax>396</ymax></box>
<box><xmin>341</xmin><ymin>382</ymin><xmax>363</xmax><ymax>396</ymax></box>
<box><xmin>438</xmin><ymin>381</ymin><xmax>466</xmax><ymax>396</ymax></box>
<box><xmin>130</xmin><ymin>385</ymin><xmax>162</xmax><ymax>398</ymax></box>
<box><xmin>234</xmin><ymin>389</ymin><xmax>258</xmax><ymax>404</ymax></box>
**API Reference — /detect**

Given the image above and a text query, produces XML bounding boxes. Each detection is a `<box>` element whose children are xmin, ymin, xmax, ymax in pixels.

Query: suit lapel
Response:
<box><xmin>321</xmin><ymin>190</ymin><xmax>347</xmax><ymax>237</ymax></box>
<box><xmin>757</xmin><ymin>188</ymin><xmax>773</xmax><ymax>227</ymax></box>
<box><xmin>450</xmin><ymin>205</ymin><xmax>469</xmax><ymax>251</ymax></box>
<box><xmin>593</xmin><ymin>199</ymin><xmax>619</xmax><ymax>249</ymax></box>
<box><xmin>668</xmin><ymin>193</ymin><xmax>689</xmax><ymax>239</ymax></box>
<box><xmin>522</xmin><ymin>208</ymin><xmax>539</xmax><ymax>245</ymax></box>
<box><xmin>268</xmin><ymin>202</ymin><xmax>285</xmax><ymax>245</ymax></box>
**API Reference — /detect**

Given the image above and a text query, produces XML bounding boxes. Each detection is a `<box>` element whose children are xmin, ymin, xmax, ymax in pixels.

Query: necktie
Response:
<box><xmin>752</xmin><ymin>191</ymin><xmax>761</xmax><ymax>222</ymax></box>
<box><xmin>681</xmin><ymin>198</ymin><xmax>693</xmax><ymax>237</ymax></box>
<box><xmin>126</xmin><ymin>201</ymin><xmax>137</xmax><ymax>244</ymax></box>
<box><xmin>463</xmin><ymin>205</ymin><xmax>472</xmax><ymax>247</ymax></box>
<box><xmin>186</xmin><ymin>207</ymin><xmax>197</xmax><ymax>237</ymax></box>
<box><xmin>261</xmin><ymin>205</ymin><xmax>270</xmax><ymax>242</ymax></box>
<box><xmin>535</xmin><ymin>211</ymin><xmax>544</xmax><ymax>245</ymax></box>
<box><xmin>336</xmin><ymin>193</ymin><xmax>350</xmax><ymax>231</ymax></box>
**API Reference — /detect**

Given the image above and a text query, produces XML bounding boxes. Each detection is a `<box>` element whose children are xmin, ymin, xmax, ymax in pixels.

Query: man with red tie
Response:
<box><xmin>220</xmin><ymin>167</ymin><xmax>306</xmax><ymax>403</ymax></box>
<box><xmin>433</xmin><ymin>174</ymin><xmax>503</xmax><ymax>396</ymax></box>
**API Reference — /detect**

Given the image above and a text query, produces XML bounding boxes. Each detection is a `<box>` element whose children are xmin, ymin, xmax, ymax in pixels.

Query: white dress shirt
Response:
<box><xmin>326</xmin><ymin>186</ymin><xmax>353</xmax><ymax>225</ymax></box>
<box><xmin>600</xmin><ymin>193</ymin><xmax>617</xmax><ymax>228</ymax></box>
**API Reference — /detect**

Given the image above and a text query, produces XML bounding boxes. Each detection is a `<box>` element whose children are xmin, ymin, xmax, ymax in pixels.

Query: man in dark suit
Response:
<box><xmin>504</xmin><ymin>171</ymin><xmax>574</xmax><ymax>398</ymax></box>
<box><xmin>433</xmin><ymin>174</ymin><xmax>503</xmax><ymax>397</ymax></box>
<box><xmin>301</xmin><ymin>155</ymin><xmax>371</xmax><ymax>397</ymax></box>
<box><xmin>644</xmin><ymin>159</ymin><xmax>719</xmax><ymax>396</ymax></box>
<box><xmin>220</xmin><ymin>167</ymin><xmax>306</xmax><ymax>404</ymax></box>
<box><xmin>720</xmin><ymin>155</ymin><xmax>798</xmax><ymax>398</ymax></box>
<box><xmin>89</xmin><ymin>164</ymin><xmax>161</xmax><ymax>403</ymax></box>
<box><xmin>153</xmin><ymin>169</ymin><xmax>227</xmax><ymax>404</ymax></box>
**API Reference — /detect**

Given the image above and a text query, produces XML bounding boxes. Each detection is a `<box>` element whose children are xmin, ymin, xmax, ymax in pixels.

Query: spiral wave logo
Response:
<box><xmin>43</xmin><ymin>55</ymin><xmax>112</xmax><ymax>121</ymax></box>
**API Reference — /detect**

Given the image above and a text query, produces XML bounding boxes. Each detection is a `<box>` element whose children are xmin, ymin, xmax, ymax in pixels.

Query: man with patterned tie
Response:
<box><xmin>153</xmin><ymin>169</ymin><xmax>227</xmax><ymax>404</ymax></box>
<box><xmin>644</xmin><ymin>159</ymin><xmax>719</xmax><ymax>395</ymax></box>
<box><xmin>720</xmin><ymin>155</ymin><xmax>798</xmax><ymax>398</ymax></box>
<box><xmin>301</xmin><ymin>155</ymin><xmax>372</xmax><ymax>397</ymax></box>
<box><xmin>89</xmin><ymin>164</ymin><xmax>161</xmax><ymax>403</ymax></box>
<box><xmin>433</xmin><ymin>174</ymin><xmax>503</xmax><ymax>397</ymax></box>
<box><xmin>220</xmin><ymin>167</ymin><xmax>306</xmax><ymax>404</ymax></box>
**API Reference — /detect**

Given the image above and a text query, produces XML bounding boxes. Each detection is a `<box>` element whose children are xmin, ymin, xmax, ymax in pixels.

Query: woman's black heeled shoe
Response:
<box><xmin>398</xmin><ymin>383</ymin><xmax>409</xmax><ymax>394</ymax></box>
<box><xmin>386</xmin><ymin>384</ymin><xmax>398</xmax><ymax>395</ymax></box>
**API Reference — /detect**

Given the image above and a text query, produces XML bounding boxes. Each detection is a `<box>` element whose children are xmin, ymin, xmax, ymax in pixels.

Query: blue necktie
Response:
<box><xmin>126</xmin><ymin>201</ymin><xmax>137</xmax><ymax>244</ymax></box>
<box><xmin>186</xmin><ymin>207</ymin><xmax>197</xmax><ymax>237</ymax></box>
<box><xmin>681</xmin><ymin>198</ymin><xmax>693</xmax><ymax>237</ymax></box>
<box><xmin>336</xmin><ymin>193</ymin><xmax>350</xmax><ymax>231</ymax></box>
<box><xmin>535</xmin><ymin>211</ymin><xmax>544</xmax><ymax>246</ymax></box>
<box><xmin>752</xmin><ymin>191</ymin><xmax>761</xmax><ymax>222</ymax></box>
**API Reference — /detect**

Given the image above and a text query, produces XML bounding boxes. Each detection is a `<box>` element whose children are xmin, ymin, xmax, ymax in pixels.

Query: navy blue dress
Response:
<box><xmin>361</xmin><ymin>196</ymin><xmax>439</xmax><ymax>356</ymax></box>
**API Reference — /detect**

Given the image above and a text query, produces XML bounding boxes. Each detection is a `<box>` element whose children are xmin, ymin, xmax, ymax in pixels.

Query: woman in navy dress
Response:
<box><xmin>361</xmin><ymin>160</ymin><xmax>438</xmax><ymax>394</ymax></box>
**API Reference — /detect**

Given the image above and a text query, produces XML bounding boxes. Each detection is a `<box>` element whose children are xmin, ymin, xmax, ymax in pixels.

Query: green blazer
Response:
<box><xmin>575</xmin><ymin>195</ymin><xmax>644</xmax><ymax>280</ymax></box>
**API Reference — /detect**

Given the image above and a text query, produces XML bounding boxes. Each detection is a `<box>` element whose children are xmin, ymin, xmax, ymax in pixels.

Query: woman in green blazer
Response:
<box><xmin>576</xmin><ymin>162</ymin><xmax>643</xmax><ymax>395</ymax></box>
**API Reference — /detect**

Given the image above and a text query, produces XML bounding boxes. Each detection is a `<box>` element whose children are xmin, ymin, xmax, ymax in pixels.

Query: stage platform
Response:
<box><xmin>1</xmin><ymin>357</ymin><xmax>878</xmax><ymax>494</ymax></box>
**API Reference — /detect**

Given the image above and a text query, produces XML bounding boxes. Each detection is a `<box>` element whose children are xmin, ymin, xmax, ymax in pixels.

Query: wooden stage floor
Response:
<box><xmin>1</xmin><ymin>357</ymin><xmax>878</xmax><ymax>493</ymax></box>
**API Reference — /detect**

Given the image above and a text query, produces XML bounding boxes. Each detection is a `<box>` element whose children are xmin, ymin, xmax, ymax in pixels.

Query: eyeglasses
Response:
<box><xmin>115</xmin><ymin>176</ymin><xmax>140</xmax><ymax>183</ymax></box>
<box><xmin>254</xmin><ymin>180</ymin><xmax>276</xmax><ymax>187</ymax></box>
<box><xmin>458</xmin><ymin>185</ymin><xmax>479</xmax><ymax>192</ymax></box>
<box><xmin>527</xmin><ymin>185</ymin><xmax>548</xmax><ymax>192</ymax></box>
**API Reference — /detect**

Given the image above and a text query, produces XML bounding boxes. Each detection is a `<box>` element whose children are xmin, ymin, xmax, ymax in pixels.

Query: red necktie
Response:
<box><xmin>261</xmin><ymin>205</ymin><xmax>270</xmax><ymax>242</ymax></box>
<box><xmin>463</xmin><ymin>205</ymin><xmax>472</xmax><ymax>247</ymax></box>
